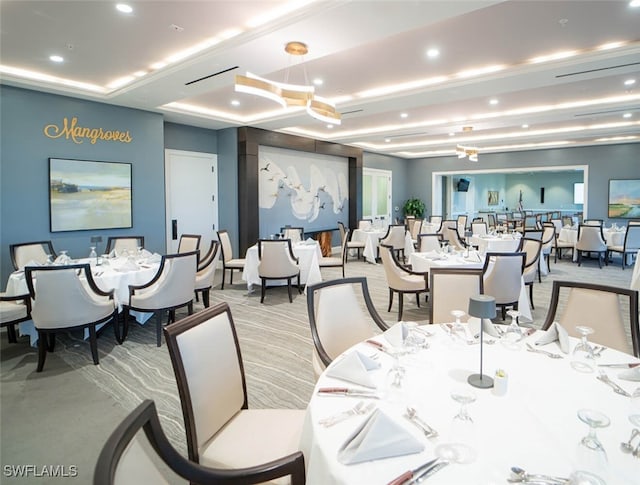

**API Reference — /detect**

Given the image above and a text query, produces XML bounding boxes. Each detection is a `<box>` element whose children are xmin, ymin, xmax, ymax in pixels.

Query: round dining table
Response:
<box><xmin>300</xmin><ymin>324</ymin><xmax>639</xmax><ymax>484</ymax></box>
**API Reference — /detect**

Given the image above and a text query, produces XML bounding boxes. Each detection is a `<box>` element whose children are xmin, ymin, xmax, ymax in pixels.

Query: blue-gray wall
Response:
<box><xmin>216</xmin><ymin>127</ymin><xmax>239</xmax><ymax>252</ymax></box>
<box><xmin>164</xmin><ymin>122</ymin><xmax>217</xmax><ymax>153</ymax></box>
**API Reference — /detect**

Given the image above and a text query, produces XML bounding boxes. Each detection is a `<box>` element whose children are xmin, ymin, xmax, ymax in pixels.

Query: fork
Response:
<box><xmin>596</xmin><ymin>370</ymin><xmax>631</xmax><ymax>397</ymax></box>
<box><xmin>318</xmin><ymin>401</ymin><xmax>375</xmax><ymax>427</ymax></box>
<box><xmin>526</xmin><ymin>343</ymin><xmax>563</xmax><ymax>359</ymax></box>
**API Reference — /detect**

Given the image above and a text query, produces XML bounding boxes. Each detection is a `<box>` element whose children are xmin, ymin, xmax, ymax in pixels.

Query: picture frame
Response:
<box><xmin>608</xmin><ymin>179</ymin><xmax>640</xmax><ymax>218</ymax></box>
<box><xmin>49</xmin><ymin>158</ymin><xmax>132</xmax><ymax>232</ymax></box>
<box><xmin>487</xmin><ymin>190</ymin><xmax>499</xmax><ymax>206</ymax></box>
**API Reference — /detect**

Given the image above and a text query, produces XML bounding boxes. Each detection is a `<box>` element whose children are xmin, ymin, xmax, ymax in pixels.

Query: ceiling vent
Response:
<box><xmin>185</xmin><ymin>66</ymin><xmax>239</xmax><ymax>86</ymax></box>
<box><xmin>556</xmin><ymin>61</ymin><xmax>640</xmax><ymax>78</ymax></box>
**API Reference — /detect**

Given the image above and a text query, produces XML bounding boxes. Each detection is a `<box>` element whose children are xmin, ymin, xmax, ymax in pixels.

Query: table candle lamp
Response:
<box><xmin>467</xmin><ymin>294</ymin><xmax>497</xmax><ymax>389</ymax></box>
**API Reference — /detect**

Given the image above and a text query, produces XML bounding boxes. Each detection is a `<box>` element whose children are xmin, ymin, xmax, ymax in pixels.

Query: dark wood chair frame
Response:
<box><xmin>379</xmin><ymin>224</ymin><xmax>407</xmax><ymax>262</ymax></box>
<box><xmin>178</xmin><ymin>234</ymin><xmax>202</xmax><ymax>253</ymax></box>
<box><xmin>482</xmin><ymin>252</ymin><xmax>526</xmax><ymax>320</ymax></box>
<box><xmin>576</xmin><ymin>224</ymin><xmax>608</xmax><ymax>268</ymax></box>
<box><xmin>416</xmin><ymin>233</ymin><xmax>443</xmax><ymax>253</ymax></box>
<box><xmin>542</xmin><ymin>280</ymin><xmax>639</xmax><ymax>358</ymax></box>
<box><xmin>0</xmin><ymin>293</ymin><xmax>31</xmax><ymax>343</ymax></box>
<box><xmin>162</xmin><ymin>303</ymin><xmax>306</xmax><ymax>484</ymax></box>
<box><xmin>10</xmin><ymin>240</ymin><xmax>57</xmax><ymax>270</ymax></box>
<box><xmin>307</xmin><ymin>277</ymin><xmax>389</xmax><ymax>368</ymax></box>
<box><xmin>540</xmin><ymin>222</ymin><xmax>556</xmax><ymax>272</ymax></box>
<box><xmin>123</xmin><ymin>250</ymin><xmax>199</xmax><ymax>346</ymax></box>
<box><xmin>258</xmin><ymin>239</ymin><xmax>301</xmax><ymax>303</ymax></box>
<box><xmin>279</xmin><ymin>226</ymin><xmax>304</xmax><ymax>240</ymax></box>
<box><xmin>217</xmin><ymin>229</ymin><xmax>244</xmax><ymax>290</ymax></box>
<box><xmin>517</xmin><ymin>237</ymin><xmax>542</xmax><ymax>308</ymax></box>
<box><xmin>429</xmin><ymin>268</ymin><xmax>484</xmax><ymax>324</ymax></box>
<box><xmin>319</xmin><ymin>228</ymin><xmax>349</xmax><ymax>277</ymax></box>
<box><xmin>607</xmin><ymin>223</ymin><xmax>640</xmax><ymax>269</ymax></box>
<box><xmin>94</xmin><ymin>399</ymin><xmax>306</xmax><ymax>485</ymax></box>
<box><xmin>380</xmin><ymin>244</ymin><xmax>429</xmax><ymax>321</ymax></box>
<box><xmin>194</xmin><ymin>240</ymin><xmax>220</xmax><ymax>307</ymax></box>
<box><xmin>339</xmin><ymin>221</ymin><xmax>363</xmax><ymax>261</ymax></box>
<box><xmin>25</xmin><ymin>264</ymin><xmax>117</xmax><ymax>372</ymax></box>
<box><xmin>105</xmin><ymin>236</ymin><xmax>145</xmax><ymax>254</ymax></box>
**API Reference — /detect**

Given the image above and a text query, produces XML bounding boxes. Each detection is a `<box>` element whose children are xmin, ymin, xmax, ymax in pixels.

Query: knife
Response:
<box><xmin>317</xmin><ymin>387</ymin><xmax>380</xmax><ymax>399</ymax></box>
<box><xmin>386</xmin><ymin>458</ymin><xmax>438</xmax><ymax>485</ymax></box>
<box><xmin>365</xmin><ymin>339</ymin><xmax>393</xmax><ymax>354</ymax></box>
<box><xmin>597</xmin><ymin>363</ymin><xmax>640</xmax><ymax>368</ymax></box>
<box><xmin>409</xmin><ymin>461</ymin><xmax>449</xmax><ymax>484</ymax></box>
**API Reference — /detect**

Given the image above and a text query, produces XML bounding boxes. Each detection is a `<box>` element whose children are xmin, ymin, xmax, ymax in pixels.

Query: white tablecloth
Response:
<box><xmin>6</xmin><ymin>257</ymin><xmax>159</xmax><ymax>346</ymax></box>
<box><xmin>409</xmin><ymin>252</ymin><xmax>533</xmax><ymax>322</ymax></box>
<box><xmin>468</xmin><ymin>235</ymin><xmax>520</xmax><ymax>254</ymax></box>
<box><xmin>242</xmin><ymin>241</ymin><xmax>322</xmax><ymax>291</ymax></box>
<box><xmin>559</xmin><ymin>227</ymin><xmax>626</xmax><ymax>262</ymax></box>
<box><xmin>352</xmin><ymin>229</ymin><xmax>414</xmax><ymax>264</ymax></box>
<box><xmin>300</xmin><ymin>328</ymin><xmax>639</xmax><ymax>485</ymax></box>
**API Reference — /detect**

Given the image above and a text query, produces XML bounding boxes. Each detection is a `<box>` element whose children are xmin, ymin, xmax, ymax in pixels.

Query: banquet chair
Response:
<box><xmin>105</xmin><ymin>236</ymin><xmax>144</xmax><ymax>256</ymax></box>
<box><xmin>258</xmin><ymin>239</ymin><xmax>301</xmax><ymax>303</ymax></box>
<box><xmin>379</xmin><ymin>244</ymin><xmax>429</xmax><ymax>321</ymax></box>
<box><xmin>575</xmin><ymin>224</ymin><xmax>607</xmax><ymax>268</ymax></box>
<box><xmin>584</xmin><ymin>219</ymin><xmax>603</xmax><ymax>226</ymax></box>
<box><xmin>471</xmin><ymin>221</ymin><xmax>488</xmax><ymax>236</ymax></box>
<box><xmin>10</xmin><ymin>240</ymin><xmax>57</xmax><ymax>270</ymax></box>
<box><xmin>379</xmin><ymin>224</ymin><xmax>407</xmax><ymax>261</ymax></box>
<box><xmin>440</xmin><ymin>220</ymin><xmax>457</xmax><ymax>245</ymax></box>
<box><xmin>517</xmin><ymin>237</ymin><xmax>542</xmax><ymax>308</ymax></box>
<box><xmin>280</xmin><ymin>226</ymin><xmax>304</xmax><ymax>244</ymax></box>
<box><xmin>487</xmin><ymin>213</ymin><xmax>497</xmax><ymax>230</ymax></box>
<box><xmin>358</xmin><ymin>219</ymin><xmax>373</xmax><ymax>230</ymax></box>
<box><xmin>446</xmin><ymin>225</ymin><xmax>468</xmax><ymax>250</ymax></box>
<box><xmin>339</xmin><ymin>221</ymin><xmax>364</xmax><ymax>261</ymax></box>
<box><xmin>429</xmin><ymin>215</ymin><xmax>443</xmax><ymax>226</ymax></box>
<box><xmin>429</xmin><ymin>269</ymin><xmax>484</xmax><ymax>324</ymax></box>
<box><xmin>195</xmin><ymin>240</ymin><xmax>220</xmax><ymax>308</ymax></box>
<box><xmin>217</xmin><ymin>229</ymin><xmax>245</xmax><ymax>289</ymax></box>
<box><xmin>319</xmin><ymin>228</ymin><xmax>348</xmax><ymax>277</ymax></box>
<box><xmin>607</xmin><ymin>223</ymin><xmax>640</xmax><ymax>269</ymax></box>
<box><xmin>409</xmin><ymin>219</ymin><xmax>423</xmax><ymax>245</ymax></box>
<box><xmin>164</xmin><ymin>303</ymin><xmax>306</xmax><ymax>483</ymax></box>
<box><xmin>457</xmin><ymin>214</ymin><xmax>468</xmax><ymax>234</ymax></box>
<box><xmin>123</xmin><ymin>251</ymin><xmax>198</xmax><ymax>346</ymax></box>
<box><xmin>178</xmin><ymin>234</ymin><xmax>201</xmax><ymax>253</ymax></box>
<box><xmin>307</xmin><ymin>277</ymin><xmax>389</xmax><ymax>378</ymax></box>
<box><xmin>417</xmin><ymin>233</ymin><xmax>441</xmax><ymax>253</ymax></box>
<box><xmin>25</xmin><ymin>264</ymin><xmax>117</xmax><ymax>371</ymax></box>
<box><xmin>562</xmin><ymin>216</ymin><xmax>573</xmax><ymax>227</ymax></box>
<box><xmin>482</xmin><ymin>252</ymin><xmax>525</xmax><ymax>320</ymax></box>
<box><xmin>0</xmin><ymin>292</ymin><xmax>31</xmax><ymax>343</ymax></box>
<box><xmin>540</xmin><ymin>223</ymin><xmax>556</xmax><ymax>271</ymax></box>
<box><xmin>542</xmin><ymin>280</ymin><xmax>639</xmax><ymax>357</ymax></box>
<box><xmin>94</xmin><ymin>399</ymin><xmax>305</xmax><ymax>485</ymax></box>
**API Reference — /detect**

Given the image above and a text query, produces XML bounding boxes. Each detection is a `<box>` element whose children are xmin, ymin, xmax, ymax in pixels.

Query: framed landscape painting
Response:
<box><xmin>608</xmin><ymin>179</ymin><xmax>640</xmax><ymax>219</ymax></box>
<box><xmin>49</xmin><ymin>158</ymin><xmax>132</xmax><ymax>232</ymax></box>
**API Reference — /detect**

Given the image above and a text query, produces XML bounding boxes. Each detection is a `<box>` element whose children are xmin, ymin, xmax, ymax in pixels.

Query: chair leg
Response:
<box><xmin>577</xmin><ymin>251</ymin><xmax>582</xmax><ymax>266</ymax></box>
<box><xmin>287</xmin><ymin>278</ymin><xmax>293</xmax><ymax>303</ymax></box>
<box><xmin>194</xmin><ymin>291</ymin><xmax>199</xmax><ymax>302</ymax></box>
<box><xmin>6</xmin><ymin>324</ymin><xmax>17</xmax><ymax>343</ymax></box>
<box><xmin>297</xmin><ymin>274</ymin><xmax>302</xmax><ymax>294</ymax></box>
<box><xmin>113</xmin><ymin>311</ymin><xmax>123</xmax><ymax>344</ymax></box>
<box><xmin>230</xmin><ymin>269</ymin><xmax>234</xmax><ymax>285</ymax></box>
<box><xmin>47</xmin><ymin>333</ymin><xmax>56</xmax><ymax>352</ymax></box>
<box><xmin>388</xmin><ymin>289</ymin><xmax>394</xmax><ymax>312</ymax></box>
<box><xmin>37</xmin><ymin>331</ymin><xmax>47</xmax><ymax>372</ymax></box>
<box><xmin>187</xmin><ymin>301</ymin><xmax>194</xmax><ymax>315</ymax></box>
<box><xmin>261</xmin><ymin>279</ymin><xmax>266</xmax><ymax>303</ymax></box>
<box><xmin>529</xmin><ymin>284</ymin><xmax>535</xmax><ymax>309</ymax></box>
<box><xmin>398</xmin><ymin>293</ymin><xmax>404</xmax><ymax>321</ymax></box>
<box><xmin>155</xmin><ymin>311</ymin><xmax>163</xmax><ymax>347</ymax></box>
<box><xmin>122</xmin><ymin>307</ymin><xmax>130</xmax><ymax>341</ymax></box>
<box><xmin>88</xmin><ymin>325</ymin><xmax>99</xmax><ymax>365</ymax></box>
<box><xmin>202</xmin><ymin>290</ymin><xmax>210</xmax><ymax>308</ymax></box>
<box><xmin>221</xmin><ymin>268</ymin><xmax>226</xmax><ymax>290</ymax></box>
<box><xmin>416</xmin><ymin>293</ymin><xmax>420</xmax><ymax>308</ymax></box>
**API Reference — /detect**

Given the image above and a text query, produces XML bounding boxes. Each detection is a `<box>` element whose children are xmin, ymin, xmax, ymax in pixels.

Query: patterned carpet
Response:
<box><xmin>8</xmin><ymin>253</ymin><xmax>636</xmax><ymax>458</ymax></box>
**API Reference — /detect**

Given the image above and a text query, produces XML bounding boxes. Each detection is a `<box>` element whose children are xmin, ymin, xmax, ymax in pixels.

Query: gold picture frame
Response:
<box><xmin>488</xmin><ymin>190</ymin><xmax>499</xmax><ymax>206</ymax></box>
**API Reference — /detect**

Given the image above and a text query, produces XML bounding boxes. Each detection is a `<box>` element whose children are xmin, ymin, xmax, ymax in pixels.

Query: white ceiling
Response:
<box><xmin>2</xmin><ymin>0</ymin><xmax>639</xmax><ymax>159</ymax></box>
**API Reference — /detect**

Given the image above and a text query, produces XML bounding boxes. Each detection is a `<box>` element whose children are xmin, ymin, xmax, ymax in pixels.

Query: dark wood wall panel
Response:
<box><xmin>237</xmin><ymin>127</ymin><xmax>363</xmax><ymax>254</ymax></box>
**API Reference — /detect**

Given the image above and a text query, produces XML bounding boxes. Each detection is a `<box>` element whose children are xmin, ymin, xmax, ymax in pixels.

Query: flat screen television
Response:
<box><xmin>457</xmin><ymin>178</ymin><xmax>470</xmax><ymax>192</ymax></box>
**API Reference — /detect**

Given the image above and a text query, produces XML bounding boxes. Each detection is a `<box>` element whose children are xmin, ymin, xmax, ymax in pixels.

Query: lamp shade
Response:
<box><xmin>468</xmin><ymin>295</ymin><xmax>496</xmax><ymax>319</ymax></box>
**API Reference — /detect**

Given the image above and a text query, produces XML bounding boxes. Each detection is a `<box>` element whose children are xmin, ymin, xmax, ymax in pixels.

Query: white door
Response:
<box><xmin>165</xmin><ymin>149</ymin><xmax>218</xmax><ymax>254</ymax></box>
<box><xmin>363</xmin><ymin>168</ymin><xmax>392</xmax><ymax>222</ymax></box>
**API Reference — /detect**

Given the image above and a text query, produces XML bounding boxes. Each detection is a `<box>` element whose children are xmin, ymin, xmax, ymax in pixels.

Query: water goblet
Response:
<box><xmin>450</xmin><ymin>310</ymin><xmax>468</xmax><ymax>342</ymax></box>
<box><xmin>571</xmin><ymin>326</ymin><xmax>596</xmax><ymax>373</ymax></box>
<box><xmin>434</xmin><ymin>387</ymin><xmax>477</xmax><ymax>464</ymax></box>
<box><xmin>451</xmin><ymin>386</ymin><xmax>476</xmax><ymax>422</ymax></box>
<box><xmin>501</xmin><ymin>309</ymin><xmax>523</xmax><ymax>350</ymax></box>
<box><xmin>574</xmin><ymin>409</ymin><xmax>609</xmax><ymax>480</ymax></box>
<box><xmin>58</xmin><ymin>250</ymin><xmax>69</xmax><ymax>264</ymax></box>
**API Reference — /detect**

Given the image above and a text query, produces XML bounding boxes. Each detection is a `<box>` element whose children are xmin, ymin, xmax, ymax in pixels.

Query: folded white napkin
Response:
<box><xmin>140</xmin><ymin>248</ymin><xmax>152</xmax><ymax>258</ymax></box>
<box><xmin>359</xmin><ymin>221</ymin><xmax>372</xmax><ymax>231</ymax></box>
<box><xmin>384</xmin><ymin>322</ymin><xmax>409</xmax><ymax>347</ymax></box>
<box><xmin>326</xmin><ymin>351</ymin><xmax>381</xmax><ymax>388</ymax></box>
<box><xmin>467</xmin><ymin>317</ymin><xmax>501</xmax><ymax>338</ymax></box>
<box><xmin>108</xmin><ymin>248</ymin><xmax>118</xmax><ymax>259</ymax></box>
<box><xmin>305</xmin><ymin>237</ymin><xmax>316</xmax><ymax>244</ymax></box>
<box><xmin>535</xmin><ymin>321</ymin><xmax>570</xmax><ymax>353</ymax></box>
<box><xmin>563</xmin><ymin>224</ymin><xmax>572</xmax><ymax>229</ymax></box>
<box><xmin>337</xmin><ymin>409</ymin><xmax>424</xmax><ymax>465</ymax></box>
<box><xmin>144</xmin><ymin>253</ymin><xmax>162</xmax><ymax>264</ymax></box>
<box><xmin>21</xmin><ymin>259</ymin><xmax>41</xmax><ymax>270</ymax></box>
<box><xmin>421</xmin><ymin>250</ymin><xmax>442</xmax><ymax>259</ymax></box>
<box><xmin>116</xmin><ymin>258</ymin><xmax>139</xmax><ymax>272</ymax></box>
<box><xmin>618</xmin><ymin>367</ymin><xmax>640</xmax><ymax>382</ymax></box>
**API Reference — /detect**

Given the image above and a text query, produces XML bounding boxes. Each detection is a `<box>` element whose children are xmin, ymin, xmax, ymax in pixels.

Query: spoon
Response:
<box><xmin>621</xmin><ymin>429</ymin><xmax>640</xmax><ymax>453</ymax></box>
<box><xmin>508</xmin><ymin>466</ymin><xmax>569</xmax><ymax>484</ymax></box>
<box><xmin>405</xmin><ymin>407</ymin><xmax>438</xmax><ymax>437</ymax></box>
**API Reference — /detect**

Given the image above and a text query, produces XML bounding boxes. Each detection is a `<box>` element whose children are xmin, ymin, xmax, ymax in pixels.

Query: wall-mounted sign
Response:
<box><xmin>43</xmin><ymin>116</ymin><xmax>132</xmax><ymax>144</ymax></box>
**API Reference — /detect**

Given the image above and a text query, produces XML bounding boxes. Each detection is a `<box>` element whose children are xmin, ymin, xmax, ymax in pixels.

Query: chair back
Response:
<box><xmin>584</xmin><ymin>219</ymin><xmax>603</xmax><ymax>226</ymax></box>
<box><xmin>195</xmin><ymin>241</ymin><xmax>220</xmax><ymax>289</ymax></box>
<box><xmin>482</xmin><ymin>252</ymin><xmax>525</xmax><ymax>305</ymax></box>
<box><xmin>623</xmin><ymin>223</ymin><xmax>640</xmax><ymax>251</ymax></box>
<box><xmin>307</xmin><ymin>277</ymin><xmax>388</xmax><ymax>375</ymax></box>
<box><xmin>216</xmin><ymin>229</ymin><xmax>236</xmax><ymax>263</ymax></box>
<box><xmin>562</xmin><ymin>216</ymin><xmax>573</xmax><ymax>227</ymax></box>
<box><xmin>541</xmin><ymin>224</ymin><xmax>556</xmax><ymax>253</ymax></box>
<box><xmin>471</xmin><ymin>221</ymin><xmax>487</xmax><ymax>236</ymax></box>
<box><xmin>417</xmin><ymin>234</ymin><xmax>441</xmax><ymax>252</ymax></box>
<box><xmin>106</xmin><ymin>236</ymin><xmax>144</xmax><ymax>255</ymax></box>
<box><xmin>358</xmin><ymin>219</ymin><xmax>373</xmax><ymax>230</ymax></box>
<box><xmin>379</xmin><ymin>245</ymin><xmax>425</xmax><ymax>292</ymax></box>
<box><xmin>523</xmin><ymin>229</ymin><xmax>543</xmax><ymax>241</ymax></box>
<box><xmin>456</xmin><ymin>215</ymin><xmax>467</xmax><ymax>235</ymax></box>
<box><xmin>446</xmin><ymin>226</ymin><xmax>467</xmax><ymax>250</ymax></box>
<box><xmin>380</xmin><ymin>224</ymin><xmax>406</xmax><ymax>250</ymax></box>
<box><xmin>410</xmin><ymin>219</ymin><xmax>423</xmax><ymax>240</ymax></box>
<box><xmin>178</xmin><ymin>234</ymin><xmax>201</xmax><ymax>253</ymax></box>
<box><xmin>487</xmin><ymin>213</ymin><xmax>496</xmax><ymax>229</ymax></box>
<box><xmin>164</xmin><ymin>303</ymin><xmax>247</xmax><ymax>462</ymax></box>
<box><xmin>258</xmin><ymin>239</ymin><xmax>298</xmax><ymax>278</ymax></box>
<box><xmin>440</xmin><ymin>220</ymin><xmax>457</xmax><ymax>240</ymax></box>
<box><xmin>132</xmin><ymin>252</ymin><xmax>198</xmax><ymax>309</ymax></box>
<box><xmin>429</xmin><ymin>269</ymin><xmax>483</xmax><ymax>324</ymax></box>
<box><xmin>542</xmin><ymin>281</ymin><xmax>639</xmax><ymax>357</ymax></box>
<box><xmin>10</xmin><ymin>241</ymin><xmax>56</xmax><ymax>270</ymax></box>
<box><xmin>518</xmin><ymin>238</ymin><xmax>542</xmax><ymax>283</ymax></box>
<box><xmin>26</xmin><ymin>264</ymin><xmax>114</xmax><ymax>329</ymax></box>
<box><xmin>576</xmin><ymin>224</ymin><xmax>606</xmax><ymax>251</ymax></box>
<box><xmin>550</xmin><ymin>218</ymin><xmax>562</xmax><ymax>234</ymax></box>
<box><xmin>281</xmin><ymin>227</ymin><xmax>303</xmax><ymax>244</ymax></box>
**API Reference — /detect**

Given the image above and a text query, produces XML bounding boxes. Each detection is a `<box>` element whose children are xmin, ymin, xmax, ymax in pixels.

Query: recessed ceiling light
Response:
<box><xmin>49</xmin><ymin>55</ymin><xmax>64</xmax><ymax>63</ymax></box>
<box><xmin>426</xmin><ymin>48</ymin><xmax>440</xmax><ymax>59</ymax></box>
<box><xmin>231</xmin><ymin>100</ymin><xmax>240</xmax><ymax>106</ymax></box>
<box><xmin>327</xmin><ymin>124</ymin><xmax>334</xmax><ymax>129</ymax></box>
<box><xmin>489</xmin><ymin>98</ymin><xmax>499</xmax><ymax>105</ymax></box>
<box><xmin>624</xmin><ymin>78</ymin><xmax>636</xmax><ymax>86</ymax></box>
<box><xmin>449</xmin><ymin>132</ymin><xmax>455</xmax><ymax>137</ymax></box>
<box><xmin>630</xmin><ymin>0</ymin><xmax>640</xmax><ymax>8</ymax></box>
<box><xmin>522</xmin><ymin>124</ymin><xmax>529</xmax><ymax>129</ymax></box>
<box><xmin>384</xmin><ymin>138</ymin><xmax>391</xmax><ymax>143</ymax></box>
<box><xmin>400</xmin><ymin>113</ymin><xmax>408</xmax><ymax>118</ymax></box>
<box><xmin>116</xmin><ymin>4</ymin><xmax>133</xmax><ymax>13</ymax></box>
<box><xmin>623</xmin><ymin>113</ymin><xmax>632</xmax><ymax>118</ymax></box>
<box><xmin>313</xmin><ymin>78</ymin><xmax>323</xmax><ymax>86</ymax></box>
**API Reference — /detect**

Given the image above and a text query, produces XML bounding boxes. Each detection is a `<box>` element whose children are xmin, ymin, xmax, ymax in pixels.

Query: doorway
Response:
<box><xmin>363</xmin><ymin>168</ymin><xmax>392</xmax><ymax>222</ymax></box>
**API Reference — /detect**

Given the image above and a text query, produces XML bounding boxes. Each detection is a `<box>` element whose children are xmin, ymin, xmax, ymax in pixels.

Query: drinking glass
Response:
<box><xmin>434</xmin><ymin>386</ymin><xmax>477</xmax><ymax>464</ymax></box>
<box><xmin>574</xmin><ymin>409</ymin><xmax>609</xmax><ymax>480</ymax></box>
<box><xmin>136</xmin><ymin>246</ymin><xmax>143</xmax><ymax>259</ymax></box>
<box><xmin>501</xmin><ymin>309</ymin><xmax>523</xmax><ymax>350</ymax></box>
<box><xmin>451</xmin><ymin>310</ymin><xmax>466</xmax><ymax>338</ymax></box>
<box><xmin>451</xmin><ymin>386</ymin><xmax>476</xmax><ymax>423</ymax></box>
<box><xmin>571</xmin><ymin>326</ymin><xmax>596</xmax><ymax>373</ymax></box>
<box><xmin>58</xmin><ymin>250</ymin><xmax>70</xmax><ymax>264</ymax></box>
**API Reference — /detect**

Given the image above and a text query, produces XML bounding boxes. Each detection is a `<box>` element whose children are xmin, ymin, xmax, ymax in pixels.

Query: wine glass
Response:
<box><xmin>434</xmin><ymin>387</ymin><xmax>477</xmax><ymax>464</ymax></box>
<box><xmin>574</xmin><ymin>409</ymin><xmax>609</xmax><ymax>480</ymax></box>
<box><xmin>501</xmin><ymin>309</ymin><xmax>523</xmax><ymax>350</ymax></box>
<box><xmin>451</xmin><ymin>386</ymin><xmax>476</xmax><ymax>422</ymax></box>
<box><xmin>58</xmin><ymin>250</ymin><xmax>69</xmax><ymax>264</ymax></box>
<box><xmin>571</xmin><ymin>326</ymin><xmax>596</xmax><ymax>373</ymax></box>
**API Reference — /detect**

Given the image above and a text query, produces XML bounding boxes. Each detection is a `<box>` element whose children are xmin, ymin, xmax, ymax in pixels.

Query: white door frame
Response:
<box><xmin>363</xmin><ymin>167</ymin><xmax>393</xmax><ymax>221</ymax></box>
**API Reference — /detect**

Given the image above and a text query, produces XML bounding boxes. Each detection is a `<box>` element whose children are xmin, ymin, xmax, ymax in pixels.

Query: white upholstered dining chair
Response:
<box><xmin>518</xmin><ymin>237</ymin><xmax>542</xmax><ymax>309</ymax></box>
<box><xmin>105</xmin><ymin>236</ymin><xmax>144</xmax><ymax>256</ymax></box>
<box><xmin>280</xmin><ymin>226</ymin><xmax>303</xmax><ymax>244</ymax></box>
<box><xmin>163</xmin><ymin>303</ymin><xmax>306</xmax><ymax>484</ymax></box>
<box><xmin>482</xmin><ymin>252</ymin><xmax>525</xmax><ymax>320</ymax></box>
<box><xmin>417</xmin><ymin>233</ymin><xmax>441</xmax><ymax>253</ymax></box>
<box><xmin>429</xmin><ymin>268</ymin><xmax>483</xmax><ymax>324</ymax></box>
<box><xmin>258</xmin><ymin>239</ymin><xmax>301</xmax><ymax>303</ymax></box>
<box><xmin>379</xmin><ymin>224</ymin><xmax>407</xmax><ymax>261</ymax></box>
<box><xmin>195</xmin><ymin>240</ymin><xmax>220</xmax><ymax>308</ymax></box>
<box><xmin>178</xmin><ymin>234</ymin><xmax>201</xmax><ymax>253</ymax></box>
<box><xmin>339</xmin><ymin>221</ymin><xmax>364</xmax><ymax>261</ymax></box>
<box><xmin>575</xmin><ymin>224</ymin><xmax>607</xmax><ymax>268</ymax></box>
<box><xmin>0</xmin><ymin>292</ymin><xmax>31</xmax><ymax>343</ymax></box>
<box><xmin>10</xmin><ymin>240</ymin><xmax>57</xmax><ymax>270</ymax></box>
<box><xmin>607</xmin><ymin>223</ymin><xmax>640</xmax><ymax>269</ymax></box>
<box><xmin>319</xmin><ymin>228</ymin><xmax>348</xmax><ymax>277</ymax></box>
<box><xmin>217</xmin><ymin>230</ymin><xmax>246</xmax><ymax>289</ymax></box>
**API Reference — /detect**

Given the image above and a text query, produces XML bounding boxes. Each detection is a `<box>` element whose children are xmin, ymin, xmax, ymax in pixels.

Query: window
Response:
<box><xmin>574</xmin><ymin>183</ymin><xmax>584</xmax><ymax>204</ymax></box>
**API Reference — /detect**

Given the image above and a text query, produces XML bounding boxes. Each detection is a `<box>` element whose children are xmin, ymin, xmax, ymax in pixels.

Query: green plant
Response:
<box><xmin>403</xmin><ymin>197</ymin><xmax>425</xmax><ymax>218</ymax></box>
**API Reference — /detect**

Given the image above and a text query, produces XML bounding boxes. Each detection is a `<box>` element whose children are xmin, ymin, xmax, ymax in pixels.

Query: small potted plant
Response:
<box><xmin>403</xmin><ymin>197</ymin><xmax>425</xmax><ymax>219</ymax></box>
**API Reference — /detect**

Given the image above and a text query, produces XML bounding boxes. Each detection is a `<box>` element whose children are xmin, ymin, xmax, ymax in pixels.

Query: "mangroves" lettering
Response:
<box><xmin>44</xmin><ymin>117</ymin><xmax>133</xmax><ymax>144</ymax></box>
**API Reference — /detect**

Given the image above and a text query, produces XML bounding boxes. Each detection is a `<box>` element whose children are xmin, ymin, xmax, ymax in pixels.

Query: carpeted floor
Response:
<box><xmin>0</xmin><ymin>252</ymin><xmax>635</xmax><ymax>483</ymax></box>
